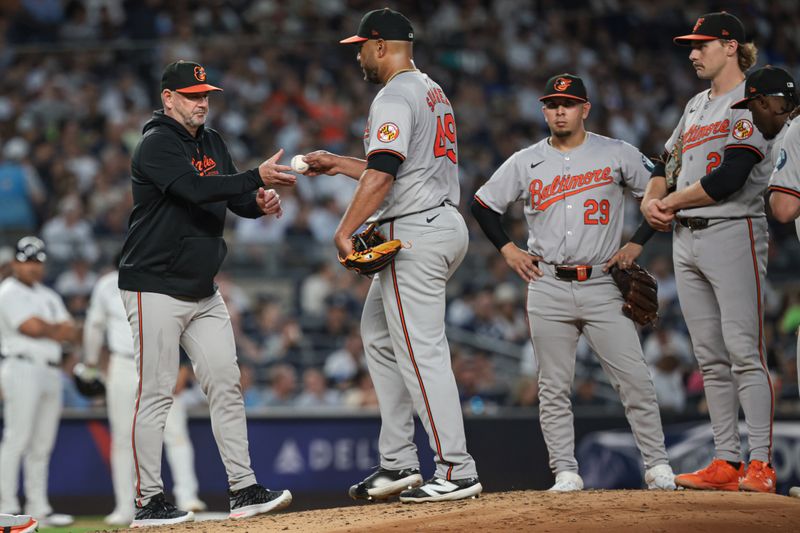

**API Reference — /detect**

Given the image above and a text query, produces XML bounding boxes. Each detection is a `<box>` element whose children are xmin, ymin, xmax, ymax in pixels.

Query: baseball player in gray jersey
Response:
<box><xmin>740</xmin><ymin>66</ymin><xmax>800</xmax><ymax>498</ymax></box>
<box><xmin>0</xmin><ymin>237</ymin><xmax>75</xmax><ymax>527</ymax></box>
<box><xmin>301</xmin><ymin>8</ymin><xmax>481</xmax><ymax>503</ymax></box>
<box><xmin>642</xmin><ymin>12</ymin><xmax>777</xmax><ymax>492</ymax></box>
<box><xmin>471</xmin><ymin>73</ymin><xmax>675</xmax><ymax>492</ymax></box>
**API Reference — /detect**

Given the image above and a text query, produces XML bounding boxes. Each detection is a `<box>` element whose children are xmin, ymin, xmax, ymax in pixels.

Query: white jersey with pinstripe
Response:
<box><xmin>364</xmin><ymin>70</ymin><xmax>459</xmax><ymax>222</ymax></box>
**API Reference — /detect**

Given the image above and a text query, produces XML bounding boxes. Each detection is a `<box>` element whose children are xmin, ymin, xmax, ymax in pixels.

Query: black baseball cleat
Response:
<box><xmin>349</xmin><ymin>466</ymin><xmax>423</xmax><ymax>501</ymax></box>
<box><xmin>130</xmin><ymin>493</ymin><xmax>194</xmax><ymax>528</ymax></box>
<box><xmin>399</xmin><ymin>476</ymin><xmax>483</xmax><ymax>503</ymax></box>
<box><xmin>229</xmin><ymin>483</ymin><xmax>292</xmax><ymax>519</ymax></box>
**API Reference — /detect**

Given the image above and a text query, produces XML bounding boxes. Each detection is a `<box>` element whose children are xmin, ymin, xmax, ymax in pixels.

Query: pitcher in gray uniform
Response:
<box><xmin>301</xmin><ymin>8</ymin><xmax>481</xmax><ymax>503</ymax></box>
<box><xmin>471</xmin><ymin>73</ymin><xmax>675</xmax><ymax>492</ymax></box>
<box><xmin>641</xmin><ymin>12</ymin><xmax>777</xmax><ymax>493</ymax></box>
<box><xmin>740</xmin><ymin>66</ymin><xmax>800</xmax><ymax>497</ymax></box>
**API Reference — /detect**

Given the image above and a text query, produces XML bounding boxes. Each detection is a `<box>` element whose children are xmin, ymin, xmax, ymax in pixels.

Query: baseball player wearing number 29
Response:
<box><xmin>472</xmin><ymin>74</ymin><xmax>675</xmax><ymax>492</ymax></box>
<box><xmin>302</xmin><ymin>8</ymin><xmax>481</xmax><ymax>503</ymax></box>
<box><xmin>642</xmin><ymin>13</ymin><xmax>777</xmax><ymax>492</ymax></box>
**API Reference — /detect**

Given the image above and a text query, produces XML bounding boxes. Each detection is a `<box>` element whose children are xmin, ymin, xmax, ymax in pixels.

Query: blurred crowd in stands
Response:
<box><xmin>1</xmin><ymin>0</ymin><xmax>799</xmax><ymax>417</ymax></box>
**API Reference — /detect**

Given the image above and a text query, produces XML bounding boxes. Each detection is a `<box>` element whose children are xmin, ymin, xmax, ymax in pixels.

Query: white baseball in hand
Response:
<box><xmin>290</xmin><ymin>155</ymin><xmax>309</xmax><ymax>173</ymax></box>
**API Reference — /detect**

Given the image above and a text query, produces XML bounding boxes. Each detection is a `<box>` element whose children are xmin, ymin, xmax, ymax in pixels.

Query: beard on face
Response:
<box><xmin>552</xmin><ymin>128</ymin><xmax>572</xmax><ymax>138</ymax></box>
<box><xmin>363</xmin><ymin>65</ymin><xmax>381</xmax><ymax>84</ymax></box>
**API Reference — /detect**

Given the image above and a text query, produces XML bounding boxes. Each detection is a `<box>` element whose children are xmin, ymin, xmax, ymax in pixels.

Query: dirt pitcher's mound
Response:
<box><xmin>122</xmin><ymin>490</ymin><xmax>800</xmax><ymax>532</ymax></box>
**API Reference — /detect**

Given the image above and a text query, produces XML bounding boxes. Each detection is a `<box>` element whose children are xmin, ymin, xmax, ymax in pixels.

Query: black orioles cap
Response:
<box><xmin>340</xmin><ymin>8</ymin><xmax>414</xmax><ymax>44</ymax></box>
<box><xmin>674</xmin><ymin>12</ymin><xmax>745</xmax><ymax>45</ymax></box>
<box><xmin>161</xmin><ymin>60</ymin><xmax>222</xmax><ymax>94</ymax></box>
<box><xmin>731</xmin><ymin>66</ymin><xmax>797</xmax><ymax>109</ymax></box>
<box><xmin>539</xmin><ymin>74</ymin><xmax>588</xmax><ymax>103</ymax></box>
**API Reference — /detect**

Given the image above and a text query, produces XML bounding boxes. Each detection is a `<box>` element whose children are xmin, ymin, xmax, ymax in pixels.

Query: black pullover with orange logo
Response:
<box><xmin>119</xmin><ymin>110</ymin><xmax>263</xmax><ymax>299</ymax></box>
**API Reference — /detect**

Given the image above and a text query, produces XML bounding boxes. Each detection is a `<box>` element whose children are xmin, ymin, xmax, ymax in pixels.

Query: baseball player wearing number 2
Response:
<box><xmin>641</xmin><ymin>13</ymin><xmax>777</xmax><ymax>492</ymax></box>
<box><xmin>302</xmin><ymin>8</ymin><xmax>481</xmax><ymax>503</ymax></box>
<box><xmin>472</xmin><ymin>74</ymin><xmax>675</xmax><ymax>492</ymax></box>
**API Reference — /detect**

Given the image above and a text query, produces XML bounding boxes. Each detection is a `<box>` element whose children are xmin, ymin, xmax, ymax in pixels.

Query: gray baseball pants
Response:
<box><xmin>120</xmin><ymin>290</ymin><xmax>256</xmax><ymax>507</ymax></box>
<box><xmin>528</xmin><ymin>273</ymin><xmax>670</xmax><ymax>475</ymax></box>
<box><xmin>673</xmin><ymin>217</ymin><xmax>773</xmax><ymax>463</ymax></box>
<box><xmin>361</xmin><ymin>204</ymin><xmax>478</xmax><ymax>481</ymax></box>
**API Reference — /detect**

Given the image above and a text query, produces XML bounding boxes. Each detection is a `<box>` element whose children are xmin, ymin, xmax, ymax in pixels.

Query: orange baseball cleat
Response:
<box><xmin>675</xmin><ymin>458</ymin><xmax>743</xmax><ymax>491</ymax></box>
<box><xmin>739</xmin><ymin>460</ymin><xmax>776</xmax><ymax>493</ymax></box>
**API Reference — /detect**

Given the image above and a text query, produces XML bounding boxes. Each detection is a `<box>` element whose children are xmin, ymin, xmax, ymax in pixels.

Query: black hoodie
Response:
<box><xmin>118</xmin><ymin>111</ymin><xmax>263</xmax><ymax>298</ymax></box>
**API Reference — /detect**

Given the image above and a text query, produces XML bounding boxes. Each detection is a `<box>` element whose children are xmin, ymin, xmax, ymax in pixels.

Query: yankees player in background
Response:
<box><xmin>302</xmin><ymin>8</ymin><xmax>482</xmax><ymax>502</ymax></box>
<box><xmin>83</xmin><ymin>254</ymin><xmax>207</xmax><ymax>526</ymax></box>
<box><xmin>738</xmin><ymin>66</ymin><xmax>800</xmax><ymax>497</ymax></box>
<box><xmin>118</xmin><ymin>60</ymin><xmax>294</xmax><ymax>526</ymax></box>
<box><xmin>641</xmin><ymin>13</ymin><xmax>777</xmax><ymax>492</ymax></box>
<box><xmin>0</xmin><ymin>237</ymin><xmax>75</xmax><ymax>527</ymax></box>
<box><xmin>471</xmin><ymin>74</ymin><xmax>675</xmax><ymax>492</ymax></box>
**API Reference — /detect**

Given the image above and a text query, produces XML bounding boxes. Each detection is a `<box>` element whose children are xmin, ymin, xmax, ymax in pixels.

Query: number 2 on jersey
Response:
<box><xmin>706</xmin><ymin>151</ymin><xmax>721</xmax><ymax>175</ymax></box>
<box><xmin>584</xmin><ymin>199</ymin><xmax>609</xmax><ymax>225</ymax></box>
<box><xmin>434</xmin><ymin>113</ymin><xmax>457</xmax><ymax>163</ymax></box>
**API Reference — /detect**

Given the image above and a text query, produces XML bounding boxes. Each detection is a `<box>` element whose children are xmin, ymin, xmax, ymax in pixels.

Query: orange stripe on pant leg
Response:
<box><xmin>132</xmin><ymin>292</ymin><xmax>144</xmax><ymax>505</ymax></box>
<box><xmin>389</xmin><ymin>221</ymin><xmax>453</xmax><ymax>479</ymax></box>
<box><xmin>746</xmin><ymin>219</ymin><xmax>774</xmax><ymax>459</ymax></box>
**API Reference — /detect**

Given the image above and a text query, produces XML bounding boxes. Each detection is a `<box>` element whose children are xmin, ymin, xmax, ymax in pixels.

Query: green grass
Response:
<box><xmin>39</xmin><ymin>516</ymin><xmax>125</xmax><ymax>533</ymax></box>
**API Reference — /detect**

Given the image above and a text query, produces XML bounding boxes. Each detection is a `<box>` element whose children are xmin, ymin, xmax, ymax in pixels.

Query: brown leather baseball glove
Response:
<box><xmin>339</xmin><ymin>223</ymin><xmax>402</xmax><ymax>275</ymax></box>
<box><xmin>610</xmin><ymin>263</ymin><xmax>659</xmax><ymax>326</ymax></box>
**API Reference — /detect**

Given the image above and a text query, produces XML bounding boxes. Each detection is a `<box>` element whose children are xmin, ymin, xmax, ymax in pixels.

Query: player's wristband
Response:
<box><xmin>630</xmin><ymin>219</ymin><xmax>656</xmax><ymax>246</ymax></box>
<box><xmin>650</xmin><ymin>161</ymin><xmax>666</xmax><ymax>179</ymax></box>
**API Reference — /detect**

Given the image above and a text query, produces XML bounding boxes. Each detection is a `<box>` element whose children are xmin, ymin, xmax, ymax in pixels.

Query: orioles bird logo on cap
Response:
<box><xmin>194</xmin><ymin>66</ymin><xmax>206</xmax><ymax>82</ymax></box>
<box><xmin>554</xmin><ymin>78</ymin><xmax>572</xmax><ymax>91</ymax></box>
<box><xmin>693</xmin><ymin>18</ymin><xmax>705</xmax><ymax>32</ymax></box>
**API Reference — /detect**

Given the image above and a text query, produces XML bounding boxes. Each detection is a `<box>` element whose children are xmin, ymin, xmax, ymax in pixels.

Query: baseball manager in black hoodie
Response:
<box><xmin>119</xmin><ymin>60</ymin><xmax>294</xmax><ymax>528</ymax></box>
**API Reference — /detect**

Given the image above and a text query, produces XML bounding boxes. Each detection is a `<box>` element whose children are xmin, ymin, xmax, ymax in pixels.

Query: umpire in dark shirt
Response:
<box><xmin>119</xmin><ymin>60</ymin><xmax>294</xmax><ymax>527</ymax></box>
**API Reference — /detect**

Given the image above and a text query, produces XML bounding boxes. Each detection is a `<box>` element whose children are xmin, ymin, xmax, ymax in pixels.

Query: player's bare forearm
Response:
<box><xmin>19</xmin><ymin>317</ymin><xmax>77</xmax><ymax>342</ymax></box>
<box><xmin>769</xmin><ymin>191</ymin><xmax>800</xmax><ymax>223</ymax></box>
<box><xmin>82</xmin><ymin>319</ymin><xmax>105</xmax><ymax>366</ymax></box>
<box><xmin>304</xmin><ymin>150</ymin><xmax>367</xmax><ymax>180</ymax></box>
<box><xmin>662</xmin><ymin>181</ymin><xmax>715</xmax><ymax>211</ymax></box>
<box><xmin>500</xmin><ymin>243</ymin><xmax>542</xmax><ymax>282</ymax></box>
<box><xmin>334</xmin><ymin>170</ymin><xmax>394</xmax><ymax>257</ymax></box>
<box><xmin>642</xmin><ymin>177</ymin><xmax>673</xmax><ymax>231</ymax></box>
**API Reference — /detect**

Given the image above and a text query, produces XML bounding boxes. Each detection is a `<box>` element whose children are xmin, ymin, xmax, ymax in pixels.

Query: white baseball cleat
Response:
<box><xmin>645</xmin><ymin>464</ymin><xmax>677</xmax><ymax>490</ymax></box>
<box><xmin>38</xmin><ymin>513</ymin><xmax>74</xmax><ymax>527</ymax></box>
<box><xmin>548</xmin><ymin>471</ymin><xmax>584</xmax><ymax>492</ymax></box>
<box><xmin>790</xmin><ymin>486</ymin><xmax>800</xmax><ymax>498</ymax></box>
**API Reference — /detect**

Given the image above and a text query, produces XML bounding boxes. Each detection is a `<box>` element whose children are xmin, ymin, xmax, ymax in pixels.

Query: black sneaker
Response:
<box><xmin>229</xmin><ymin>483</ymin><xmax>292</xmax><ymax>519</ymax></box>
<box><xmin>349</xmin><ymin>466</ymin><xmax>423</xmax><ymax>501</ymax></box>
<box><xmin>130</xmin><ymin>493</ymin><xmax>194</xmax><ymax>527</ymax></box>
<box><xmin>399</xmin><ymin>476</ymin><xmax>483</xmax><ymax>503</ymax></box>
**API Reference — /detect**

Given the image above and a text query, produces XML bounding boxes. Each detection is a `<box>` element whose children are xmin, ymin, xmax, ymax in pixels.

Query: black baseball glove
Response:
<box><xmin>339</xmin><ymin>223</ymin><xmax>402</xmax><ymax>276</ymax></box>
<box><xmin>610</xmin><ymin>263</ymin><xmax>659</xmax><ymax>326</ymax></box>
<box><xmin>73</xmin><ymin>363</ymin><xmax>106</xmax><ymax>398</ymax></box>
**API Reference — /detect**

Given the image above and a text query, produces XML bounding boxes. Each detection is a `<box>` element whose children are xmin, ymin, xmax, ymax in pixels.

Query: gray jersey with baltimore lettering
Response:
<box><xmin>665</xmin><ymin>82</ymin><xmax>773</xmax><ymax>218</ymax></box>
<box><xmin>364</xmin><ymin>70</ymin><xmax>459</xmax><ymax>222</ymax></box>
<box><xmin>475</xmin><ymin>132</ymin><xmax>653</xmax><ymax>265</ymax></box>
